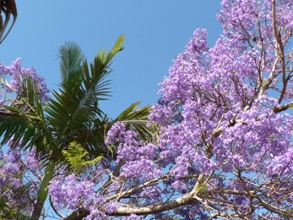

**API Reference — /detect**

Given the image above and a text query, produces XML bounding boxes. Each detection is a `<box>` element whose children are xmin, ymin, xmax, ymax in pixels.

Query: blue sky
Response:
<box><xmin>0</xmin><ymin>1</ymin><xmax>222</xmax><ymax>118</ymax></box>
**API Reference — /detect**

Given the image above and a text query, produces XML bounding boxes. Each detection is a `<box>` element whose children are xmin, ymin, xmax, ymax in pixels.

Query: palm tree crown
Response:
<box><xmin>0</xmin><ymin>36</ymin><xmax>154</xmax><ymax>219</ymax></box>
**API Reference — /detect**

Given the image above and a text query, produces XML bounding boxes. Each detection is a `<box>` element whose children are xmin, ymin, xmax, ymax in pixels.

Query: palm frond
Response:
<box><xmin>113</xmin><ymin>102</ymin><xmax>156</xmax><ymax>142</ymax></box>
<box><xmin>46</xmin><ymin>36</ymin><xmax>125</xmax><ymax>153</ymax></box>
<box><xmin>0</xmin><ymin>76</ymin><xmax>50</xmax><ymax>152</ymax></box>
<box><xmin>59</xmin><ymin>42</ymin><xmax>85</xmax><ymax>88</ymax></box>
<box><xmin>82</xmin><ymin>35</ymin><xmax>125</xmax><ymax>99</ymax></box>
<box><xmin>94</xmin><ymin>34</ymin><xmax>124</xmax><ymax>69</ymax></box>
<box><xmin>81</xmin><ymin>115</ymin><xmax>113</xmax><ymax>159</ymax></box>
<box><xmin>0</xmin><ymin>111</ymin><xmax>37</xmax><ymax>147</ymax></box>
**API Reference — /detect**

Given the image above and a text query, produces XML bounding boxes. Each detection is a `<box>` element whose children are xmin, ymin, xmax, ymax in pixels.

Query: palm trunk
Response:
<box><xmin>31</xmin><ymin>158</ymin><xmax>56</xmax><ymax>219</ymax></box>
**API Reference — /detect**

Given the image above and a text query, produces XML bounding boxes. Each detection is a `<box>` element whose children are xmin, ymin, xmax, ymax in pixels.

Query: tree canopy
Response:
<box><xmin>0</xmin><ymin>0</ymin><xmax>293</xmax><ymax>219</ymax></box>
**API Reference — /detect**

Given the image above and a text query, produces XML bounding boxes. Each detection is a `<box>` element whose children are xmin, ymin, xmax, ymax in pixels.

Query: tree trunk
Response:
<box><xmin>31</xmin><ymin>158</ymin><xmax>56</xmax><ymax>219</ymax></box>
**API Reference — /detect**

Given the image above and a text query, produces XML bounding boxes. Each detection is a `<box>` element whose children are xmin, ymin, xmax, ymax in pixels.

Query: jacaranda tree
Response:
<box><xmin>1</xmin><ymin>0</ymin><xmax>293</xmax><ymax>219</ymax></box>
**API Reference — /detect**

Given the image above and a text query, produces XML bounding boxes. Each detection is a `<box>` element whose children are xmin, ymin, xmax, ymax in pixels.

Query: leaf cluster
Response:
<box><xmin>62</xmin><ymin>141</ymin><xmax>102</xmax><ymax>173</ymax></box>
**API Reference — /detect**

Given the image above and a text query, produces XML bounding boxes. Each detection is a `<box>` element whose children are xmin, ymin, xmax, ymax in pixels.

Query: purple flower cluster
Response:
<box><xmin>105</xmin><ymin>122</ymin><xmax>127</xmax><ymax>145</ymax></box>
<box><xmin>105</xmin><ymin>122</ymin><xmax>163</xmax><ymax>202</ymax></box>
<box><xmin>147</xmin><ymin>0</ymin><xmax>293</xmax><ymax>185</ymax></box>
<box><xmin>0</xmin><ymin>58</ymin><xmax>49</xmax><ymax>101</ymax></box>
<box><xmin>107</xmin><ymin>123</ymin><xmax>162</xmax><ymax>180</ymax></box>
<box><xmin>48</xmin><ymin>174</ymin><xmax>94</xmax><ymax>209</ymax></box>
<box><xmin>48</xmin><ymin>169</ymin><xmax>119</xmax><ymax>219</ymax></box>
<box><xmin>0</xmin><ymin>143</ymin><xmax>41</xmax><ymax>214</ymax></box>
<box><xmin>0</xmin><ymin>148</ymin><xmax>23</xmax><ymax>190</ymax></box>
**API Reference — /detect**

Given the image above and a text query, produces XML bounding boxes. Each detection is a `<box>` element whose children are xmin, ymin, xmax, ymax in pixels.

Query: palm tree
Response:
<box><xmin>0</xmin><ymin>36</ymin><xmax>154</xmax><ymax>219</ymax></box>
<box><xmin>0</xmin><ymin>0</ymin><xmax>17</xmax><ymax>44</ymax></box>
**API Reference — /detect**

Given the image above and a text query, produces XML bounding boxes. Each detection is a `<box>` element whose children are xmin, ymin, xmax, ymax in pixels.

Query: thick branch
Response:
<box><xmin>273</xmin><ymin>102</ymin><xmax>293</xmax><ymax>113</ymax></box>
<box><xmin>64</xmin><ymin>188</ymin><xmax>201</xmax><ymax>219</ymax></box>
<box><xmin>111</xmin><ymin>173</ymin><xmax>206</xmax><ymax>216</ymax></box>
<box><xmin>63</xmin><ymin>208</ymin><xmax>90</xmax><ymax>220</ymax></box>
<box><xmin>65</xmin><ymin>174</ymin><xmax>205</xmax><ymax>219</ymax></box>
<box><xmin>111</xmin><ymin>190</ymin><xmax>200</xmax><ymax>216</ymax></box>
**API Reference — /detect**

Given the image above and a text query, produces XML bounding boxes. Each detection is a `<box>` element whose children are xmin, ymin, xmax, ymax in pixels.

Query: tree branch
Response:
<box><xmin>111</xmin><ymin>190</ymin><xmax>200</xmax><ymax>216</ymax></box>
<box><xmin>63</xmin><ymin>208</ymin><xmax>90</xmax><ymax>220</ymax></box>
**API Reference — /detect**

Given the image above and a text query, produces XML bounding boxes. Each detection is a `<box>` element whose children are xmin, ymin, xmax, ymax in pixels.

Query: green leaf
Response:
<box><xmin>113</xmin><ymin>102</ymin><xmax>156</xmax><ymax>141</ymax></box>
<box><xmin>62</xmin><ymin>141</ymin><xmax>102</xmax><ymax>173</ymax></box>
<box><xmin>59</xmin><ymin>41</ymin><xmax>85</xmax><ymax>88</ymax></box>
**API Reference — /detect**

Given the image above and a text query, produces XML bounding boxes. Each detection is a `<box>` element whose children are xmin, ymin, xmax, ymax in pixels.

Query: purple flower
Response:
<box><xmin>123</xmin><ymin>214</ymin><xmax>142</xmax><ymax>220</ymax></box>
<box><xmin>0</xmin><ymin>58</ymin><xmax>50</xmax><ymax>101</ymax></box>
<box><xmin>49</xmin><ymin>174</ymin><xmax>94</xmax><ymax>210</ymax></box>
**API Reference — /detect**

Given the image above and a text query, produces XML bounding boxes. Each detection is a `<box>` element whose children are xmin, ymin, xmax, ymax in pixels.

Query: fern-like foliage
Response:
<box><xmin>62</xmin><ymin>141</ymin><xmax>103</xmax><ymax>173</ymax></box>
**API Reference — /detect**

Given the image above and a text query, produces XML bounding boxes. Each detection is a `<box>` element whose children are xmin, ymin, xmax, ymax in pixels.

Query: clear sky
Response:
<box><xmin>0</xmin><ymin>1</ymin><xmax>222</xmax><ymax>118</ymax></box>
